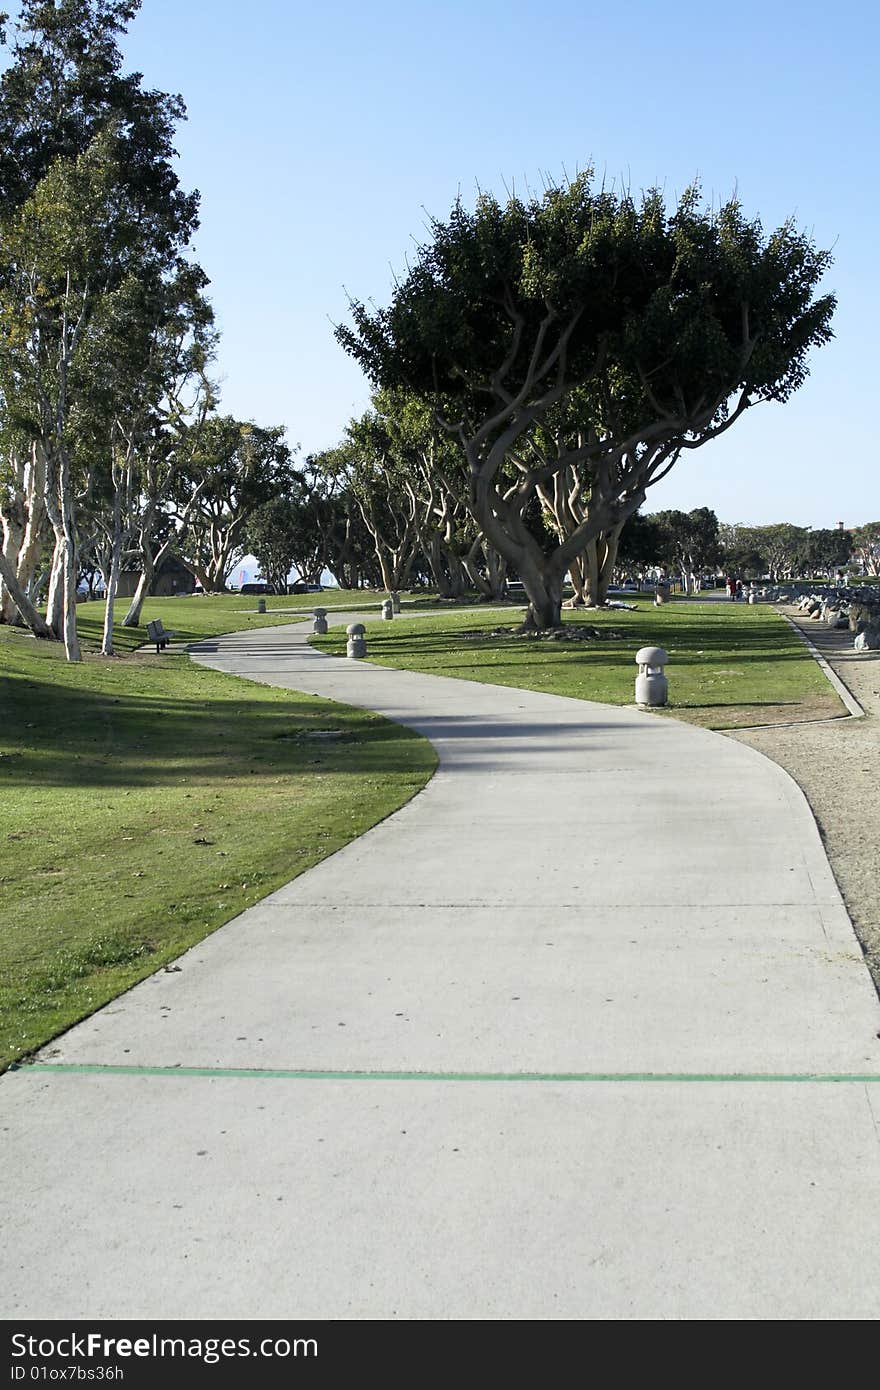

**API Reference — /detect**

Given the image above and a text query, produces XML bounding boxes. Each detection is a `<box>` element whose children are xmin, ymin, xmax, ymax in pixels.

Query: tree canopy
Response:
<box><xmin>337</xmin><ymin>175</ymin><xmax>835</xmax><ymax>626</ymax></box>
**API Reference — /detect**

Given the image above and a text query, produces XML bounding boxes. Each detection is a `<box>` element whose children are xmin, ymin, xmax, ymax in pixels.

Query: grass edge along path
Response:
<box><xmin>73</xmin><ymin>590</ymin><xmax>415</xmax><ymax>654</ymax></box>
<box><xmin>0</xmin><ymin>622</ymin><xmax>437</xmax><ymax>1071</ymax></box>
<box><xmin>311</xmin><ymin>598</ymin><xmax>845</xmax><ymax>731</ymax></box>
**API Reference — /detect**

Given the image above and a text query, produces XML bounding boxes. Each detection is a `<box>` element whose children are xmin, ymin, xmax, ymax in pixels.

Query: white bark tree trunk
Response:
<box><xmin>14</xmin><ymin>443</ymin><xmax>48</xmax><ymax>606</ymax></box>
<box><xmin>0</xmin><ymin>550</ymin><xmax>54</xmax><ymax>638</ymax></box>
<box><xmin>45</xmin><ymin>539</ymin><xmax>65</xmax><ymax>638</ymax></box>
<box><xmin>0</xmin><ymin>513</ymin><xmax>24</xmax><ymax>622</ymax></box>
<box><xmin>44</xmin><ymin>448</ymin><xmax>81</xmax><ymax>662</ymax></box>
<box><xmin>100</xmin><ymin>480</ymin><xmax>125</xmax><ymax>655</ymax></box>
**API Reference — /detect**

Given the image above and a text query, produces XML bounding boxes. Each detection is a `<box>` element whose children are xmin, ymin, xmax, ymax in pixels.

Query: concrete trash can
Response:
<box><xmin>347</xmin><ymin>622</ymin><xmax>366</xmax><ymax>658</ymax></box>
<box><xmin>635</xmin><ymin>646</ymin><xmax>669</xmax><ymax>706</ymax></box>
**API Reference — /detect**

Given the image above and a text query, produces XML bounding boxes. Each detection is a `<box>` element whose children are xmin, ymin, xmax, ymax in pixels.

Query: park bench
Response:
<box><xmin>145</xmin><ymin>618</ymin><xmax>177</xmax><ymax>653</ymax></box>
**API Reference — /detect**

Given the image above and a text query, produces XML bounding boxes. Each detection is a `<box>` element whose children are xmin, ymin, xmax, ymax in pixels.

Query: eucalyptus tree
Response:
<box><xmin>114</xmin><ymin>265</ymin><xmax>216</xmax><ymax>628</ymax></box>
<box><xmin>0</xmin><ymin>1</ymin><xmax>197</xmax><ymax>236</ymax></box>
<box><xmin>337</xmin><ymin>175</ymin><xmax>836</xmax><ymax>628</ymax></box>
<box><xmin>0</xmin><ymin>132</ymin><xmax>129</xmax><ymax>659</ymax></box>
<box><xmin>0</xmin><ymin>422</ymin><xmax>52</xmax><ymax>632</ymax></box>
<box><xmin>0</xmin><ymin>0</ymin><xmax>201</xmax><ymax>658</ymax></box>
<box><xmin>176</xmin><ymin>416</ymin><xmax>295</xmax><ymax>591</ymax></box>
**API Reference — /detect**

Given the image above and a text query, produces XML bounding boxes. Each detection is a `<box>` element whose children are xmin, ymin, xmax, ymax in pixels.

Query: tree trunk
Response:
<box><xmin>123</xmin><ymin>533</ymin><xmax>174</xmax><ymax>627</ymax></box>
<box><xmin>482</xmin><ymin>541</ymin><xmax>508</xmax><ymax>601</ymax></box>
<box><xmin>425</xmin><ymin>532</ymin><xmax>450</xmax><ymax>595</ymax></box>
<box><xmin>461</xmin><ymin>552</ymin><xmax>492</xmax><ymax>598</ymax></box>
<box><xmin>100</xmin><ymin>481</ymin><xmax>125</xmax><ymax>656</ymax></box>
<box><xmin>44</xmin><ymin>449</ymin><xmax>81</xmax><ymax>662</ymax></box>
<box><xmin>122</xmin><ymin>564</ymin><xmax>151</xmax><ymax>627</ymax></box>
<box><xmin>377</xmin><ymin>552</ymin><xmax>394</xmax><ymax>593</ymax></box>
<box><xmin>593</xmin><ymin>525</ymin><xmax>622</xmax><ymax>605</ymax></box>
<box><xmin>567</xmin><ymin>526</ymin><xmax>622</xmax><ymax>607</ymax></box>
<box><xmin>0</xmin><ymin>513</ymin><xmax>24</xmax><ymax>623</ymax></box>
<box><xmin>45</xmin><ymin>539</ymin><xmax>64</xmax><ymax>638</ymax></box>
<box><xmin>469</xmin><ymin>474</ymin><xmax>563</xmax><ymax>628</ymax></box>
<box><xmin>566</xmin><ymin>551</ymin><xmax>588</xmax><ymax>606</ymax></box>
<box><xmin>444</xmin><ymin>552</ymin><xmax>468</xmax><ymax>598</ymax></box>
<box><xmin>15</xmin><ymin>480</ymin><xmax>47</xmax><ymax>602</ymax></box>
<box><xmin>518</xmin><ymin>557</ymin><xmax>563</xmax><ymax>628</ymax></box>
<box><xmin>60</xmin><ymin>532</ymin><xmax>81</xmax><ymax>662</ymax></box>
<box><xmin>0</xmin><ymin>445</ymin><xmax>30</xmax><ymax>623</ymax></box>
<box><xmin>0</xmin><ymin>550</ymin><xmax>55</xmax><ymax>638</ymax></box>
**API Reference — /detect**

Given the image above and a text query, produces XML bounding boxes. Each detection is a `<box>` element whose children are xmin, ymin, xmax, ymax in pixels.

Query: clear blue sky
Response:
<box><xmin>35</xmin><ymin>2</ymin><xmax>880</xmax><ymax>527</ymax></box>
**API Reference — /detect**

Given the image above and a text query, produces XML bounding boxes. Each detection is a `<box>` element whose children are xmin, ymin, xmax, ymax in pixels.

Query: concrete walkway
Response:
<box><xmin>4</xmin><ymin>618</ymin><xmax>880</xmax><ymax>1319</ymax></box>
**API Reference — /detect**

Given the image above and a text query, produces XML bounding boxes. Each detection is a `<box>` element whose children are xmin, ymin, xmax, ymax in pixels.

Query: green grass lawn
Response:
<box><xmin>311</xmin><ymin>597</ymin><xmax>843</xmax><ymax>729</ymax></box>
<box><xmin>73</xmin><ymin>588</ymin><xmax>406</xmax><ymax>652</ymax></box>
<box><xmin>0</xmin><ymin>617</ymin><xmax>436</xmax><ymax>1070</ymax></box>
<box><xmin>0</xmin><ymin>589</ymin><xmax>842</xmax><ymax>1069</ymax></box>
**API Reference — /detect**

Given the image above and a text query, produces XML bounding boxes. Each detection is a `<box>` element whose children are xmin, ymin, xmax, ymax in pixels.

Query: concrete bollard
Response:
<box><xmin>653</xmin><ymin>583</ymin><xmax>670</xmax><ymax>606</ymax></box>
<box><xmin>312</xmin><ymin>607</ymin><xmax>328</xmax><ymax>635</ymax></box>
<box><xmin>257</xmin><ymin>598</ymin><xmax>266</xmax><ymax>614</ymax></box>
<box><xmin>346</xmin><ymin>622</ymin><xmax>366</xmax><ymax>658</ymax></box>
<box><xmin>391</xmin><ymin>591</ymin><xmax>401</xmax><ymax>613</ymax></box>
<box><xmin>635</xmin><ymin>646</ymin><xmax>669</xmax><ymax>706</ymax></box>
<box><xmin>381</xmin><ymin>598</ymin><xmax>394</xmax><ymax>620</ymax></box>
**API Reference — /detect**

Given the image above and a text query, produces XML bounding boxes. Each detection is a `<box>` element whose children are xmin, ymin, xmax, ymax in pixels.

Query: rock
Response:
<box><xmin>854</xmin><ymin>627</ymin><xmax>880</xmax><ymax>651</ymax></box>
<box><xmin>849</xmin><ymin>601</ymin><xmax>880</xmax><ymax>632</ymax></box>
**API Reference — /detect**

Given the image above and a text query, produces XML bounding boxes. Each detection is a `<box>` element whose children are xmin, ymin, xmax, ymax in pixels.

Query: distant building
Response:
<box><xmin>116</xmin><ymin>556</ymin><xmax>197</xmax><ymax>599</ymax></box>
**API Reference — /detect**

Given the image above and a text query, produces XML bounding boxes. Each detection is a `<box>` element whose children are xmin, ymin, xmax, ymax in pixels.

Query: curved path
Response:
<box><xmin>4</xmin><ymin>617</ymin><xmax>880</xmax><ymax>1319</ymax></box>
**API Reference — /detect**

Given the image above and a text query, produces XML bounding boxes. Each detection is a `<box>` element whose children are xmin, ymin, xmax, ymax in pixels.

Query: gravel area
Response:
<box><xmin>730</xmin><ymin>605</ymin><xmax>880</xmax><ymax>996</ymax></box>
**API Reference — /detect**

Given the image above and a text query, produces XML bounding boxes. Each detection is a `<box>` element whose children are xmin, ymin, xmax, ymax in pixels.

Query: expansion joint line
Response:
<box><xmin>11</xmin><ymin>1064</ymin><xmax>880</xmax><ymax>1083</ymax></box>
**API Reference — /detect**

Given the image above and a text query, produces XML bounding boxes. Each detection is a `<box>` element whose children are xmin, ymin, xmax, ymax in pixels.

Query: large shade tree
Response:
<box><xmin>337</xmin><ymin>175</ymin><xmax>836</xmax><ymax>628</ymax></box>
<box><xmin>0</xmin><ymin>0</ymin><xmax>201</xmax><ymax>659</ymax></box>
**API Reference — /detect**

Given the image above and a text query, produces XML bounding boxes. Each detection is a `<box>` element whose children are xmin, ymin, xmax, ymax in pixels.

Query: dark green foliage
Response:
<box><xmin>617</xmin><ymin>512</ymin><xmax>664</xmax><ymax>569</ymax></box>
<box><xmin>338</xmin><ymin>176</ymin><xmax>835</xmax><ymax>439</ymax></box>
<box><xmin>802</xmin><ymin>527</ymin><xmax>851</xmax><ymax>574</ymax></box>
<box><xmin>652</xmin><ymin>508</ymin><xmax>720</xmax><ymax>574</ymax></box>
<box><xmin>0</xmin><ymin>1</ymin><xmax>198</xmax><ymax>248</ymax></box>
<box><xmin>336</xmin><ymin>174</ymin><xmax>835</xmax><ymax>627</ymax></box>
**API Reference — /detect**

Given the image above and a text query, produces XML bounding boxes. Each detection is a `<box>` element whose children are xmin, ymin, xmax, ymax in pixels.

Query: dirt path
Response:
<box><xmin>731</xmin><ymin>605</ymin><xmax>880</xmax><ymax>993</ymax></box>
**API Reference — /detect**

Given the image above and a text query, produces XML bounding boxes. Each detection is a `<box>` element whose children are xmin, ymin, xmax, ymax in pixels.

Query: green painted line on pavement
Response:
<box><xmin>11</xmin><ymin>1063</ymin><xmax>880</xmax><ymax>1083</ymax></box>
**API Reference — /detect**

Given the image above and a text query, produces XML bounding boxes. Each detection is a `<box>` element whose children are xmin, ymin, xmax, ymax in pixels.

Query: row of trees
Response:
<box><xmin>241</xmin><ymin>398</ymin><xmax>878</xmax><ymax>601</ymax></box>
<box><xmin>0</xmin><ymin>7</ymin><xmax>849</xmax><ymax>653</ymax></box>
<box><xmin>0</xmin><ymin>1</ymin><xmax>301</xmax><ymax>660</ymax></box>
<box><xmin>717</xmin><ymin>521</ymin><xmax>878</xmax><ymax>580</ymax></box>
<box><xmin>616</xmin><ymin>513</ymin><xmax>880</xmax><ymax>584</ymax></box>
